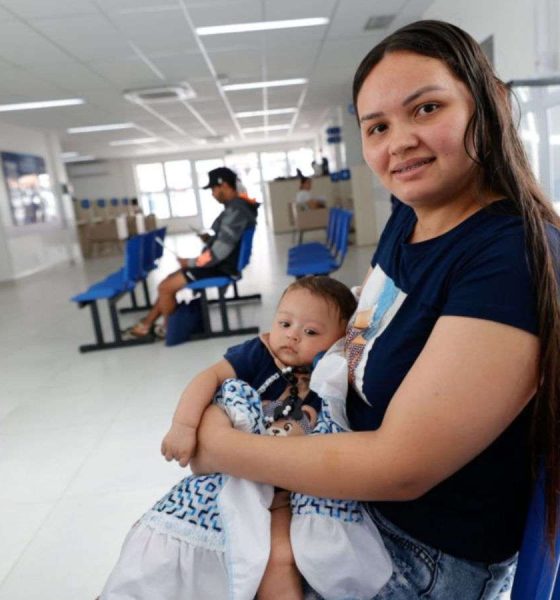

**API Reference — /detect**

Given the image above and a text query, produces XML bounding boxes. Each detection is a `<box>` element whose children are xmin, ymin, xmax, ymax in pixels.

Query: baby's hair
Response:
<box><xmin>282</xmin><ymin>276</ymin><xmax>357</xmax><ymax>323</ymax></box>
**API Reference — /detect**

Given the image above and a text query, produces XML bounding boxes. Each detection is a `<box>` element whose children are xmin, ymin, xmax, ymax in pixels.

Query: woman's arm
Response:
<box><xmin>161</xmin><ymin>359</ymin><xmax>236</xmax><ymax>466</ymax></box>
<box><xmin>193</xmin><ymin>316</ymin><xmax>539</xmax><ymax>500</ymax></box>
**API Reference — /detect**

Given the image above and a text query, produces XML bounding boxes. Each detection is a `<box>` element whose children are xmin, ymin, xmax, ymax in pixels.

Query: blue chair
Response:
<box><xmin>71</xmin><ymin>236</ymin><xmax>155</xmax><ymax>352</ymax></box>
<box><xmin>119</xmin><ymin>227</ymin><xmax>167</xmax><ymax>314</ymax></box>
<box><xmin>289</xmin><ymin>207</ymin><xmax>341</xmax><ymax>262</ymax></box>
<box><xmin>287</xmin><ymin>209</ymin><xmax>353</xmax><ymax>278</ymax></box>
<box><xmin>186</xmin><ymin>226</ymin><xmax>261</xmax><ymax>339</ymax></box>
<box><xmin>511</xmin><ymin>471</ymin><xmax>560</xmax><ymax>599</ymax></box>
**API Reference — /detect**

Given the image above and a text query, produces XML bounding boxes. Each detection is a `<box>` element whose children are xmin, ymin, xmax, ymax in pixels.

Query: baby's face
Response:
<box><xmin>269</xmin><ymin>289</ymin><xmax>345</xmax><ymax>366</ymax></box>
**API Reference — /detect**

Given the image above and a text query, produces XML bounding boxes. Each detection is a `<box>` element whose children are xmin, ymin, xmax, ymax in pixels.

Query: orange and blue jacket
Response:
<box><xmin>193</xmin><ymin>194</ymin><xmax>258</xmax><ymax>275</ymax></box>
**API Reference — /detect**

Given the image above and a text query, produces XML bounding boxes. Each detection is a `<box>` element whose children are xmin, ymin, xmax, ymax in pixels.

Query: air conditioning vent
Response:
<box><xmin>124</xmin><ymin>84</ymin><xmax>196</xmax><ymax>104</ymax></box>
<box><xmin>364</xmin><ymin>15</ymin><xmax>395</xmax><ymax>31</ymax></box>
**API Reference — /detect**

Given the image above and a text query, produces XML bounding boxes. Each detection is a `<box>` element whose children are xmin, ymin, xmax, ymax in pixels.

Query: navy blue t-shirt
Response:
<box><xmin>345</xmin><ymin>199</ymin><xmax>542</xmax><ymax>562</ymax></box>
<box><xmin>224</xmin><ymin>336</ymin><xmax>321</xmax><ymax>413</ymax></box>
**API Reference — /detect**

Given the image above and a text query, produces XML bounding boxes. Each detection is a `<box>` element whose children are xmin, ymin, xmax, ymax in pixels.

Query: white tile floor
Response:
<box><xmin>0</xmin><ymin>223</ymin><xmax>373</xmax><ymax>599</ymax></box>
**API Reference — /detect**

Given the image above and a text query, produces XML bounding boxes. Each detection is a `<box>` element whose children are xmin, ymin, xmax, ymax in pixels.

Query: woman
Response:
<box><xmin>191</xmin><ymin>20</ymin><xmax>560</xmax><ymax>598</ymax></box>
<box><xmin>295</xmin><ymin>169</ymin><xmax>326</xmax><ymax>210</ymax></box>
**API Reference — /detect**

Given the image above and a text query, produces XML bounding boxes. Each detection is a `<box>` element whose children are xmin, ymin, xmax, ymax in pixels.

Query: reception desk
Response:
<box><xmin>266</xmin><ymin>167</ymin><xmax>391</xmax><ymax>246</ymax></box>
<box><xmin>266</xmin><ymin>175</ymin><xmax>335</xmax><ymax>234</ymax></box>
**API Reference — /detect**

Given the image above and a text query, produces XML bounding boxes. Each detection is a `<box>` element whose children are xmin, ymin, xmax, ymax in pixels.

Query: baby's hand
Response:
<box><xmin>161</xmin><ymin>422</ymin><xmax>197</xmax><ymax>467</ymax></box>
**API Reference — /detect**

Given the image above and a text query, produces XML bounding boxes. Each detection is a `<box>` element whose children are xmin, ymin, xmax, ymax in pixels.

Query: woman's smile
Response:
<box><xmin>390</xmin><ymin>156</ymin><xmax>436</xmax><ymax>180</ymax></box>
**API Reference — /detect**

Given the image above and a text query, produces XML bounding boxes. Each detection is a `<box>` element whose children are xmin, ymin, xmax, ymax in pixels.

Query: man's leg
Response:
<box><xmin>156</xmin><ymin>269</ymin><xmax>188</xmax><ymax>318</ymax></box>
<box><xmin>129</xmin><ymin>269</ymin><xmax>187</xmax><ymax>336</ymax></box>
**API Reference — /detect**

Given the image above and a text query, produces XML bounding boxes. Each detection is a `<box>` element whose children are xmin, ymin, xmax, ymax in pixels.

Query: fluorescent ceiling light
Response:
<box><xmin>242</xmin><ymin>125</ymin><xmax>291</xmax><ymax>133</ymax></box>
<box><xmin>197</xmin><ymin>17</ymin><xmax>328</xmax><ymax>36</ymax></box>
<box><xmin>235</xmin><ymin>108</ymin><xmax>297</xmax><ymax>118</ymax></box>
<box><xmin>109</xmin><ymin>137</ymin><xmax>159</xmax><ymax>146</ymax></box>
<box><xmin>63</xmin><ymin>155</ymin><xmax>95</xmax><ymax>163</ymax></box>
<box><xmin>0</xmin><ymin>98</ymin><xmax>84</xmax><ymax>112</ymax></box>
<box><xmin>223</xmin><ymin>78</ymin><xmax>307</xmax><ymax>91</ymax></box>
<box><xmin>67</xmin><ymin>122</ymin><xmax>135</xmax><ymax>134</ymax></box>
<box><xmin>61</xmin><ymin>152</ymin><xmax>79</xmax><ymax>159</ymax></box>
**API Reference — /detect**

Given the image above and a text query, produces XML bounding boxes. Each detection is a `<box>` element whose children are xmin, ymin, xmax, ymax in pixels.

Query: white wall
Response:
<box><xmin>341</xmin><ymin>106</ymin><xmax>364</xmax><ymax>168</ymax></box>
<box><xmin>67</xmin><ymin>140</ymin><xmax>317</xmax><ymax>234</ymax></box>
<box><xmin>67</xmin><ymin>138</ymin><xmax>318</xmax><ymax>203</ymax></box>
<box><xmin>67</xmin><ymin>159</ymin><xmax>136</xmax><ymax>201</ymax></box>
<box><xmin>0</xmin><ymin>122</ymin><xmax>80</xmax><ymax>281</ymax></box>
<box><xmin>425</xmin><ymin>0</ymin><xmax>536</xmax><ymax>81</ymax></box>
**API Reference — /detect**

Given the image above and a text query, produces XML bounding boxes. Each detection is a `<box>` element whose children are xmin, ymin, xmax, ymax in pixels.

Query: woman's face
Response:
<box><xmin>356</xmin><ymin>51</ymin><xmax>478</xmax><ymax>209</ymax></box>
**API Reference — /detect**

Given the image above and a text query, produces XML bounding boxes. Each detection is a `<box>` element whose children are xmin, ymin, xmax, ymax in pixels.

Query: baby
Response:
<box><xmin>100</xmin><ymin>276</ymin><xmax>359</xmax><ymax>599</ymax></box>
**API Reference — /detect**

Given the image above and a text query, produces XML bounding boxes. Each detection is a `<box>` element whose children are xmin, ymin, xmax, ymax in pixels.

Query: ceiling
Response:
<box><xmin>0</xmin><ymin>0</ymin><xmax>433</xmax><ymax>161</ymax></box>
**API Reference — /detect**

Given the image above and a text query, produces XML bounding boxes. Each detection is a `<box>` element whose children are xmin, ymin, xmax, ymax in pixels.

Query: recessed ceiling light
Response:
<box><xmin>0</xmin><ymin>98</ymin><xmax>84</xmax><ymax>112</ymax></box>
<box><xmin>235</xmin><ymin>108</ymin><xmax>297</xmax><ymax>118</ymax></box>
<box><xmin>197</xmin><ymin>17</ymin><xmax>328</xmax><ymax>36</ymax></box>
<box><xmin>63</xmin><ymin>155</ymin><xmax>96</xmax><ymax>163</ymax></box>
<box><xmin>223</xmin><ymin>79</ymin><xmax>307</xmax><ymax>91</ymax></box>
<box><xmin>67</xmin><ymin>123</ymin><xmax>136</xmax><ymax>134</ymax></box>
<box><xmin>242</xmin><ymin>125</ymin><xmax>291</xmax><ymax>133</ymax></box>
<box><xmin>109</xmin><ymin>137</ymin><xmax>159</xmax><ymax>146</ymax></box>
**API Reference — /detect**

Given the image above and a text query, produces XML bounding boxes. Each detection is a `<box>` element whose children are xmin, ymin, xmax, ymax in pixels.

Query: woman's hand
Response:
<box><xmin>190</xmin><ymin>405</ymin><xmax>233</xmax><ymax>475</ymax></box>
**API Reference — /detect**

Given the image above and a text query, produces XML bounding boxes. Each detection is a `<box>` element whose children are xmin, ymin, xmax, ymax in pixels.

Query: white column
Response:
<box><xmin>534</xmin><ymin>0</ymin><xmax>560</xmax><ymax>73</ymax></box>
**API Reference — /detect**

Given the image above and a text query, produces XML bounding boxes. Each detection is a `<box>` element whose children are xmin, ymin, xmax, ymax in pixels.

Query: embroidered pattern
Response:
<box><xmin>214</xmin><ymin>378</ymin><xmax>266</xmax><ymax>434</ymax></box>
<box><xmin>291</xmin><ymin>494</ymin><xmax>364</xmax><ymax>523</ymax></box>
<box><xmin>152</xmin><ymin>474</ymin><xmax>225</xmax><ymax>530</ymax></box>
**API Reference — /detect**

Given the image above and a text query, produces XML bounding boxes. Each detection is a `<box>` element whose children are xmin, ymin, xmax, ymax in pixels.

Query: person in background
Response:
<box><xmin>190</xmin><ymin>20</ymin><xmax>560</xmax><ymax>599</ymax></box>
<box><xmin>128</xmin><ymin>167</ymin><xmax>258</xmax><ymax>339</ymax></box>
<box><xmin>294</xmin><ymin>169</ymin><xmax>326</xmax><ymax>210</ymax></box>
<box><xmin>129</xmin><ymin>197</ymin><xmax>142</xmax><ymax>215</ymax></box>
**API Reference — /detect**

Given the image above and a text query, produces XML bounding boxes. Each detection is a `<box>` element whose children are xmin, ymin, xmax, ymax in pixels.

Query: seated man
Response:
<box><xmin>129</xmin><ymin>167</ymin><xmax>258</xmax><ymax>338</ymax></box>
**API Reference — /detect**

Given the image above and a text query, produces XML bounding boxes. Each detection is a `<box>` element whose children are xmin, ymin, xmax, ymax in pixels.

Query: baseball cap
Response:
<box><xmin>202</xmin><ymin>167</ymin><xmax>237</xmax><ymax>189</ymax></box>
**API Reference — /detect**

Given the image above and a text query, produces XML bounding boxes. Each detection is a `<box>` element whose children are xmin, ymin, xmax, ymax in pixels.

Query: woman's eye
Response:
<box><xmin>417</xmin><ymin>103</ymin><xmax>439</xmax><ymax>116</ymax></box>
<box><xmin>367</xmin><ymin>123</ymin><xmax>387</xmax><ymax>136</ymax></box>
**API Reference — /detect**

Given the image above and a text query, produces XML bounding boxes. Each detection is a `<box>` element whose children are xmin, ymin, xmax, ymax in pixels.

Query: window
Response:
<box><xmin>548</xmin><ymin>105</ymin><xmax>560</xmax><ymax>204</ymax></box>
<box><xmin>225</xmin><ymin>153</ymin><xmax>262</xmax><ymax>200</ymax></box>
<box><xmin>287</xmin><ymin>147</ymin><xmax>314</xmax><ymax>177</ymax></box>
<box><xmin>260</xmin><ymin>151</ymin><xmax>289</xmax><ymax>181</ymax></box>
<box><xmin>135</xmin><ymin>159</ymin><xmax>197</xmax><ymax>219</ymax></box>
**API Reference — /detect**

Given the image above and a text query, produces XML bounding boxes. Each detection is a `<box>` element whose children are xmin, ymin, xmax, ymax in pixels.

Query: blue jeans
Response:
<box><xmin>304</xmin><ymin>508</ymin><xmax>516</xmax><ymax>599</ymax></box>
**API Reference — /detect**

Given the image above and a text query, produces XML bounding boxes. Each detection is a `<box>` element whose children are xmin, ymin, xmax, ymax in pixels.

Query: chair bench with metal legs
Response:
<box><xmin>185</xmin><ymin>226</ymin><xmax>261</xmax><ymax>340</ymax></box>
<box><xmin>71</xmin><ymin>235</ymin><xmax>156</xmax><ymax>352</ymax></box>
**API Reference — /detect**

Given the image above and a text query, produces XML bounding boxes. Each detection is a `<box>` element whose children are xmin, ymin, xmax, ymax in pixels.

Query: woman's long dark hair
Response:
<box><xmin>353</xmin><ymin>20</ymin><xmax>560</xmax><ymax>548</ymax></box>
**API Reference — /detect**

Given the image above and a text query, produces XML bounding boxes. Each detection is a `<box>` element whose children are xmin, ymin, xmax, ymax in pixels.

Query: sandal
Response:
<box><xmin>153</xmin><ymin>324</ymin><xmax>167</xmax><ymax>340</ymax></box>
<box><xmin>125</xmin><ymin>321</ymin><xmax>153</xmax><ymax>338</ymax></box>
